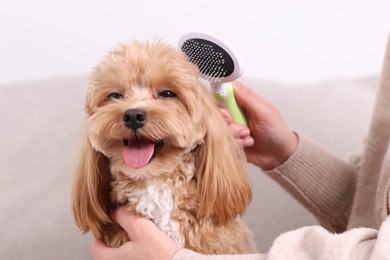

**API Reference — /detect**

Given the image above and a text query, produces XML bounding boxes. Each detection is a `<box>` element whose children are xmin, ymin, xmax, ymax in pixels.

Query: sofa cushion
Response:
<box><xmin>0</xmin><ymin>76</ymin><xmax>378</xmax><ymax>258</ymax></box>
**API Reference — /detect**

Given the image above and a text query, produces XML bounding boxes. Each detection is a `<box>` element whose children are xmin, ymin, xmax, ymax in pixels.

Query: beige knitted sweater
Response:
<box><xmin>173</xmin><ymin>36</ymin><xmax>390</xmax><ymax>260</ymax></box>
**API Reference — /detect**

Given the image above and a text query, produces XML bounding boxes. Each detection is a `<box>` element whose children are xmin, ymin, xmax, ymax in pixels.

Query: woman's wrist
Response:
<box><xmin>261</xmin><ymin>131</ymin><xmax>298</xmax><ymax>170</ymax></box>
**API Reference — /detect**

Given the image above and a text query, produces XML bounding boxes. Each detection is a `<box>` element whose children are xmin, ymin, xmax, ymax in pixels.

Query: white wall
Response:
<box><xmin>1</xmin><ymin>0</ymin><xmax>389</xmax><ymax>86</ymax></box>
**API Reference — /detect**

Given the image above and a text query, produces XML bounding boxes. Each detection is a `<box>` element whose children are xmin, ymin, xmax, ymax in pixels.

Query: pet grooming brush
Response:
<box><xmin>178</xmin><ymin>32</ymin><xmax>247</xmax><ymax>126</ymax></box>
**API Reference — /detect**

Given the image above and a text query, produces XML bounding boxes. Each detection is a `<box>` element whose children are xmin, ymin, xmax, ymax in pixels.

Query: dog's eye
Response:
<box><xmin>158</xmin><ymin>90</ymin><xmax>177</xmax><ymax>98</ymax></box>
<box><xmin>108</xmin><ymin>92</ymin><xmax>124</xmax><ymax>100</ymax></box>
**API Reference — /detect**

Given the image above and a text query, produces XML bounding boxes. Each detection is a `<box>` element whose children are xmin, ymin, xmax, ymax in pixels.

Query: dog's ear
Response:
<box><xmin>71</xmin><ymin>133</ymin><xmax>112</xmax><ymax>239</ymax></box>
<box><xmin>194</xmin><ymin>87</ymin><xmax>252</xmax><ymax>223</ymax></box>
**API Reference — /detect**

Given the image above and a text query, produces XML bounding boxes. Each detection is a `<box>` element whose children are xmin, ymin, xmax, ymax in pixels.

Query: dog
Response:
<box><xmin>72</xmin><ymin>40</ymin><xmax>256</xmax><ymax>254</ymax></box>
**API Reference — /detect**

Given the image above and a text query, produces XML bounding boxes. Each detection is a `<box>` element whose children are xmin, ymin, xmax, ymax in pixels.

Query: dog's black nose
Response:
<box><xmin>123</xmin><ymin>109</ymin><xmax>147</xmax><ymax>130</ymax></box>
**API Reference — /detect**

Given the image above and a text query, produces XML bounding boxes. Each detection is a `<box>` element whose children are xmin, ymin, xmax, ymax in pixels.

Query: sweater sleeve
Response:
<box><xmin>264</xmin><ymin>133</ymin><xmax>358</xmax><ymax>232</ymax></box>
<box><xmin>173</xmin><ymin>216</ymin><xmax>390</xmax><ymax>260</ymax></box>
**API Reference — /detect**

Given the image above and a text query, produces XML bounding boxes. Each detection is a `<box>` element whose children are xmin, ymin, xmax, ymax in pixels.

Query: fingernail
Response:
<box><xmin>243</xmin><ymin>137</ymin><xmax>255</xmax><ymax>147</ymax></box>
<box><xmin>234</xmin><ymin>81</ymin><xmax>242</xmax><ymax>89</ymax></box>
<box><xmin>239</xmin><ymin>129</ymin><xmax>250</xmax><ymax>137</ymax></box>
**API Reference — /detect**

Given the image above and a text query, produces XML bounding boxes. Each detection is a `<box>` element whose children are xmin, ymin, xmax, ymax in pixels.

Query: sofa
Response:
<box><xmin>0</xmin><ymin>75</ymin><xmax>377</xmax><ymax>259</ymax></box>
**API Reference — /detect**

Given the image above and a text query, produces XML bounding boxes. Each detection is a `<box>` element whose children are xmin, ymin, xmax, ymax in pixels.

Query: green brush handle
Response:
<box><xmin>213</xmin><ymin>83</ymin><xmax>248</xmax><ymax>126</ymax></box>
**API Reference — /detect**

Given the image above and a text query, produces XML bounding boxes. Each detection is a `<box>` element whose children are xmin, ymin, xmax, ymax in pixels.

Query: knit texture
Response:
<box><xmin>266</xmin><ymin>135</ymin><xmax>357</xmax><ymax>232</ymax></box>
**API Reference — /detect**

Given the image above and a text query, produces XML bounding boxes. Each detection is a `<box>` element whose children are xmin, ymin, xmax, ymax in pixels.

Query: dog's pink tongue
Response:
<box><xmin>123</xmin><ymin>141</ymin><xmax>155</xmax><ymax>169</ymax></box>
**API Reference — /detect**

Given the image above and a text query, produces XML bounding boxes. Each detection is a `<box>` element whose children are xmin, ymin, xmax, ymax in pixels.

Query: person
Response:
<box><xmin>91</xmin><ymin>36</ymin><xmax>390</xmax><ymax>260</ymax></box>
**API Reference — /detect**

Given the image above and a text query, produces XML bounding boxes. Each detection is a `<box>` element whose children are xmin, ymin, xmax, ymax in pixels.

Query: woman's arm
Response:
<box><xmin>93</xmin><ymin>208</ymin><xmax>388</xmax><ymax>260</ymax></box>
<box><xmin>229</xmin><ymin>82</ymin><xmax>358</xmax><ymax>231</ymax></box>
<box><xmin>265</xmin><ymin>134</ymin><xmax>358</xmax><ymax>232</ymax></box>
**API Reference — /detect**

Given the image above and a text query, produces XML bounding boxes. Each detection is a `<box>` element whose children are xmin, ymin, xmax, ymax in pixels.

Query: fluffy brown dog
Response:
<box><xmin>72</xmin><ymin>40</ymin><xmax>256</xmax><ymax>254</ymax></box>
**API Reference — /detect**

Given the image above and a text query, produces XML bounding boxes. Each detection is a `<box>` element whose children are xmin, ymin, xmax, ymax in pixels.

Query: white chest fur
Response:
<box><xmin>126</xmin><ymin>183</ymin><xmax>184</xmax><ymax>247</ymax></box>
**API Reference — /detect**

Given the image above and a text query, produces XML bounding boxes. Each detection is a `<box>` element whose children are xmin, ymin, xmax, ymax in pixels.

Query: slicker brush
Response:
<box><xmin>179</xmin><ymin>32</ymin><xmax>247</xmax><ymax>125</ymax></box>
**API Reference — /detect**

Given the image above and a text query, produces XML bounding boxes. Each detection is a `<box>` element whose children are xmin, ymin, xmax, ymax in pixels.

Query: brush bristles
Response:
<box><xmin>181</xmin><ymin>39</ymin><xmax>234</xmax><ymax>83</ymax></box>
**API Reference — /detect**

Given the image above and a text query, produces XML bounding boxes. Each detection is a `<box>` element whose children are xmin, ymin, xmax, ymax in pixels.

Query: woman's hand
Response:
<box><xmin>91</xmin><ymin>207</ymin><xmax>178</xmax><ymax>260</ymax></box>
<box><xmin>226</xmin><ymin>81</ymin><xmax>298</xmax><ymax>170</ymax></box>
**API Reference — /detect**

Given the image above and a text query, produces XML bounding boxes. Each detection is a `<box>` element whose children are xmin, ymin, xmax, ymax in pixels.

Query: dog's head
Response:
<box><xmin>72</xmin><ymin>41</ymin><xmax>251</xmax><ymax>238</ymax></box>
